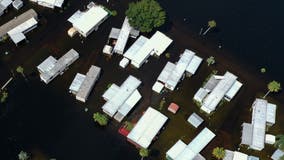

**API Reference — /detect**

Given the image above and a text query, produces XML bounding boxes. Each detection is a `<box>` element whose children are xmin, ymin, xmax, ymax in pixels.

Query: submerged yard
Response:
<box><xmin>0</xmin><ymin>0</ymin><xmax>283</xmax><ymax>160</ymax></box>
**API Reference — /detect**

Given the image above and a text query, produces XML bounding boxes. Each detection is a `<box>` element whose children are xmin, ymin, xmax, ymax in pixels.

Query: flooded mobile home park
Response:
<box><xmin>0</xmin><ymin>0</ymin><xmax>283</xmax><ymax>160</ymax></box>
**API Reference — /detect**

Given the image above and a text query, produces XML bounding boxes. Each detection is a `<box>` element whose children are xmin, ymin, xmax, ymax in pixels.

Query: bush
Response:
<box><xmin>93</xmin><ymin>112</ymin><xmax>109</xmax><ymax>126</ymax></box>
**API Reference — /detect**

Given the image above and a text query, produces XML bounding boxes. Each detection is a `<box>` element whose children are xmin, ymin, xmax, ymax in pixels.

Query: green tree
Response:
<box><xmin>93</xmin><ymin>112</ymin><xmax>109</xmax><ymax>126</ymax></box>
<box><xmin>203</xmin><ymin>20</ymin><xmax>217</xmax><ymax>35</ymax></box>
<box><xmin>206</xmin><ymin>56</ymin><xmax>215</xmax><ymax>66</ymax></box>
<box><xmin>274</xmin><ymin>134</ymin><xmax>284</xmax><ymax>151</ymax></box>
<box><xmin>139</xmin><ymin>148</ymin><xmax>149</xmax><ymax>160</ymax></box>
<box><xmin>126</xmin><ymin>0</ymin><xmax>166</xmax><ymax>32</ymax></box>
<box><xmin>263</xmin><ymin>81</ymin><xmax>281</xmax><ymax>98</ymax></box>
<box><xmin>16</xmin><ymin>66</ymin><xmax>27</xmax><ymax>80</ymax></box>
<box><xmin>18</xmin><ymin>151</ymin><xmax>29</xmax><ymax>160</ymax></box>
<box><xmin>280</xmin><ymin>155</ymin><xmax>284</xmax><ymax>160</ymax></box>
<box><xmin>0</xmin><ymin>91</ymin><xmax>8</xmax><ymax>103</ymax></box>
<box><xmin>212</xmin><ymin>147</ymin><xmax>226</xmax><ymax>159</ymax></box>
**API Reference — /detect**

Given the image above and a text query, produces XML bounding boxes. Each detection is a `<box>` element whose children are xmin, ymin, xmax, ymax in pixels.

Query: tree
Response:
<box><xmin>212</xmin><ymin>147</ymin><xmax>225</xmax><ymax>159</ymax></box>
<box><xmin>126</xmin><ymin>0</ymin><xmax>166</xmax><ymax>33</ymax></box>
<box><xmin>139</xmin><ymin>148</ymin><xmax>149</xmax><ymax>160</ymax></box>
<box><xmin>203</xmin><ymin>20</ymin><xmax>217</xmax><ymax>35</ymax></box>
<box><xmin>93</xmin><ymin>112</ymin><xmax>109</xmax><ymax>126</ymax></box>
<box><xmin>206</xmin><ymin>56</ymin><xmax>215</xmax><ymax>66</ymax></box>
<box><xmin>16</xmin><ymin>66</ymin><xmax>27</xmax><ymax>80</ymax></box>
<box><xmin>263</xmin><ymin>81</ymin><xmax>281</xmax><ymax>98</ymax></box>
<box><xmin>280</xmin><ymin>155</ymin><xmax>284</xmax><ymax>160</ymax></box>
<box><xmin>18</xmin><ymin>151</ymin><xmax>29</xmax><ymax>160</ymax></box>
<box><xmin>274</xmin><ymin>134</ymin><xmax>284</xmax><ymax>151</ymax></box>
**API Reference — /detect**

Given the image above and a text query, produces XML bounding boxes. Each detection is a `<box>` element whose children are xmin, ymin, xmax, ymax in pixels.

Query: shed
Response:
<box><xmin>168</xmin><ymin>103</ymin><xmax>179</xmax><ymax>114</ymax></box>
<box><xmin>265</xmin><ymin>134</ymin><xmax>275</xmax><ymax>144</ymax></box>
<box><xmin>152</xmin><ymin>81</ymin><xmax>164</xmax><ymax>94</ymax></box>
<box><xmin>103</xmin><ymin>45</ymin><xmax>113</xmax><ymax>55</ymax></box>
<box><xmin>119</xmin><ymin>57</ymin><xmax>129</xmax><ymax>68</ymax></box>
<box><xmin>12</xmin><ymin>0</ymin><xmax>23</xmax><ymax>10</ymax></box>
<box><xmin>67</xmin><ymin>27</ymin><xmax>78</xmax><ymax>37</ymax></box>
<box><xmin>187</xmin><ymin>113</ymin><xmax>204</xmax><ymax>128</ymax></box>
<box><xmin>271</xmin><ymin>149</ymin><xmax>284</xmax><ymax>160</ymax></box>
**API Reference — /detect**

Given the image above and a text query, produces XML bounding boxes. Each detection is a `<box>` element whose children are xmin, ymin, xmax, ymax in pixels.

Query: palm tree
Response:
<box><xmin>203</xmin><ymin>20</ymin><xmax>217</xmax><ymax>35</ymax></box>
<box><xmin>18</xmin><ymin>151</ymin><xmax>29</xmax><ymax>160</ymax></box>
<box><xmin>93</xmin><ymin>112</ymin><xmax>109</xmax><ymax>126</ymax></box>
<box><xmin>274</xmin><ymin>134</ymin><xmax>284</xmax><ymax>151</ymax></box>
<box><xmin>212</xmin><ymin>147</ymin><xmax>226</xmax><ymax>159</ymax></box>
<box><xmin>16</xmin><ymin>66</ymin><xmax>27</xmax><ymax>80</ymax></box>
<box><xmin>263</xmin><ymin>81</ymin><xmax>281</xmax><ymax>98</ymax></box>
<box><xmin>139</xmin><ymin>148</ymin><xmax>149</xmax><ymax>160</ymax></box>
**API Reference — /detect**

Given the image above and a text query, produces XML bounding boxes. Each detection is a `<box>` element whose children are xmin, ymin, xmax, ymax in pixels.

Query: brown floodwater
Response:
<box><xmin>0</xmin><ymin>0</ymin><xmax>283</xmax><ymax>160</ymax></box>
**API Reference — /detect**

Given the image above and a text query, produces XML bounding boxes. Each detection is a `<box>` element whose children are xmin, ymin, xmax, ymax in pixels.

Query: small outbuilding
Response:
<box><xmin>119</xmin><ymin>57</ymin><xmax>129</xmax><ymax>68</ymax></box>
<box><xmin>168</xmin><ymin>103</ymin><xmax>179</xmax><ymax>114</ymax></box>
<box><xmin>152</xmin><ymin>81</ymin><xmax>164</xmax><ymax>94</ymax></box>
<box><xmin>265</xmin><ymin>134</ymin><xmax>276</xmax><ymax>145</ymax></box>
<box><xmin>187</xmin><ymin>112</ymin><xmax>204</xmax><ymax>128</ymax></box>
<box><xmin>12</xmin><ymin>0</ymin><xmax>23</xmax><ymax>10</ymax></box>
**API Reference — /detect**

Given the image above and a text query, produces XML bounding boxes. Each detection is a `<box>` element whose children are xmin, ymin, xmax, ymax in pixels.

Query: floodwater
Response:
<box><xmin>0</xmin><ymin>0</ymin><xmax>283</xmax><ymax>160</ymax></box>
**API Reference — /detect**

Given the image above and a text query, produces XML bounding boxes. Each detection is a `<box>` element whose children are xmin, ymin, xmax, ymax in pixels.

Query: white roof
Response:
<box><xmin>102</xmin><ymin>84</ymin><xmax>120</xmax><ymax>101</ymax></box>
<box><xmin>156</xmin><ymin>49</ymin><xmax>202</xmax><ymax>91</ymax></box>
<box><xmin>69</xmin><ymin>6</ymin><xmax>108</xmax><ymax>35</ymax></box>
<box><xmin>265</xmin><ymin>134</ymin><xmax>275</xmax><ymax>144</ymax></box>
<box><xmin>225</xmin><ymin>80</ymin><xmax>243</xmax><ymax>100</ymax></box>
<box><xmin>76</xmin><ymin>66</ymin><xmax>101</xmax><ymax>102</ymax></box>
<box><xmin>185</xmin><ymin>55</ymin><xmax>203</xmax><ymax>75</ymax></box>
<box><xmin>119</xmin><ymin>57</ymin><xmax>130</xmax><ymax>68</ymax></box>
<box><xmin>7</xmin><ymin>17</ymin><xmax>38</xmax><ymax>44</ymax></box>
<box><xmin>131</xmin><ymin>31</ymin><xmax>172</xmax><ymax>68</ymax></box>
<box><xmin>241</xmin><ymin>99</ymin><xmax>277</xmax><ymax>151</ymax></box>
<box><xmin>127</xmin><ymin>107</ymin><xmax>168</xmax><ymax>149</ymax></box>
<box><xmin>175</xmin><ymin>128</ymin><xmax>215</xmax><ymax>160</ymax></box>
<box><xmin>201</xmin><ymin>72</ymin><xmax>238</xmax><ymax>114</ymax></box>
<box><xmin>166</xmin><ymin>140</ymin><xmax>187</xmax><ymax>159</ymax></box>
<box><xmin>114</xmin><ymin>90</ymin><xmax>142</xmax><ymax>122</ymax></box>
<box><xmin>250</xmin><ymin>99</ymin><xmax>267</xmax><ymax>150</ymax></box>
<box><xmin>149</xmin><ymin>31</ymin><xmax>173</xmax><ymax>56</ymax></box>
<box><xmin>271</xmin><ymin>149</ymin><xmax>284</xmax><ymax>160</ymax></box>
<box><xmin>12</xmin><ymin>0</ymin><xmax>23</xmax><ymax>8</ymax></box>
<box><xmin>113</xmin><ymin>17</ymin><xmax>133</xmax><ymax>54</ymax></box>
<box><xmin>109</xmin><ymin>27</ymin><xmax>120</xmax><ymax>39</ymax></box>
<box><xmin>0</xmin><ymin>0</ymin><xmax>12</xmax><ymax>8</ymax></box>
<box><xmin>37</xmin><ymin>56</ymin><xmax>57</xmax><ymax>73</ymax></box>
<box><xmin>103</xmin><ymin>45</ymin><xmax>113</xmax><ymax>55</ymax></box>
<box><xmin>152</xmin><ymin>81</ymin><xmax>164</xmax><ymax>93</ymax></box>
<box><xmin>102</xmin><ymin>75</ymin><xmax>141</xmax><ymax>117</ymax></box>
<box><xmin>165</xmin><ymin>50</ymin><xmax>195</xmax><ymax>90</ymax></box>
<box><xmin>187</xmin><ymin>113</ymin><xmax>204</xmax><ymax>128</ymax></box>
<box><xmin>39</xmin><ymin>49</ymin><xmax>79</xmax><ymax>84</ymax></box>
<box><xmin>193</xmin><ymin>88</ymin><xmax>209</xmax><ymax>103</ymax></box>
<box><xmin>35</xmin><ymin>0</ymin><xmax>64</xmax><ymax>8</ymax></box>
<box><xmin>233</xmin><ymin>151</ymin><xmax>248</xmax><ymax>160</ymax></box>
<box><xmin>157</xmin><ymin>62</ymin><xmax>176</xmax><ymax>83</ymax></box>
<box><xmin>123</xmin><ymin>35</ymin><xmax>148</xmax><ymax>60</ymax></box>
<box><xmin>266</xmin><ymin>103</ymin><xmax>277</xmax><ymax>124</ymax></box>
<box><xmin>69</xmin><ymin>73</ymin><xmax>86</xmax><ymax>93</ymax></box>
